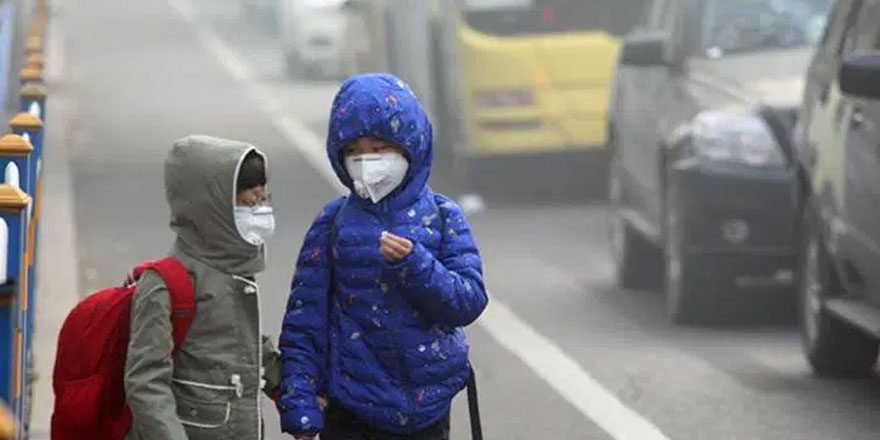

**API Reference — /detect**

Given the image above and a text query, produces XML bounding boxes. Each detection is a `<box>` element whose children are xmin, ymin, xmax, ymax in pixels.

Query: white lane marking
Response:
<box><xmin>167</xmin><ymin>0</ymin><xmax>346</xmax><ymax>195</ymax></box>
<box><xmin>167</xmin><ymin>1</ymin><xmax>672</xmax><ymax>439</ymax></box>
<box><xmin>481</xmin><ymin>300</ymin><xmax>670</xmax><ymax>440</ymax></box>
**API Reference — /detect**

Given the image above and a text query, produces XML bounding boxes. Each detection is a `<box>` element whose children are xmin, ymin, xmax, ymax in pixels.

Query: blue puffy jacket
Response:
<box><xmin>278</xmin><ymin>74</ymin><xmax>489</xmax><ymax>435</ymax></box>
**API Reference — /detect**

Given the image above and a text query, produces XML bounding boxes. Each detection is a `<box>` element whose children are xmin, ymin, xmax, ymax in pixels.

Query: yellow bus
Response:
<box><xmin>343</xmin><ymin>0</ymin><xmax>646</xmax><ymax>199</ymax></box>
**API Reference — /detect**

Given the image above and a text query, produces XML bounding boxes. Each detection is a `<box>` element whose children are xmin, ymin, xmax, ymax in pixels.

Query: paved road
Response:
<box><xmin>33</xmin><ymin>0</ymin><xmax>880</xmax><ymax>438</ymax></box>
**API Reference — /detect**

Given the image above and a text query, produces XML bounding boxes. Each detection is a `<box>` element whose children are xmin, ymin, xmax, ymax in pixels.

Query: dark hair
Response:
<box><xmin>236</xmin><ymin>150</ymin><xmax>266</xmax><ymax>192</ymax></box>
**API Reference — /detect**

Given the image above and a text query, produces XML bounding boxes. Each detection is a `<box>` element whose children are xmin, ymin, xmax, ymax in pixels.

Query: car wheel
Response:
<box><xmin>609</xmin><ymin>155</ymin><xmax>659</xmax><ymax>289</ymax></box>
<box><xmin>664</xmin><ymin>183</ymin><xmax>711</xmax><ymax>324</ymax></box>
<box><xmin>799</xmin><ymin>208</ymin><xmax>878</xmax><ymax>376</ymax></box>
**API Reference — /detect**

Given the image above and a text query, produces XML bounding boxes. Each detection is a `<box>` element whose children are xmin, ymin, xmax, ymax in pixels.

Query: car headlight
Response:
<box><xmin>690</xmin><ymin>111</ymin><xmax>785</xmax><ymax>167</ymax></box>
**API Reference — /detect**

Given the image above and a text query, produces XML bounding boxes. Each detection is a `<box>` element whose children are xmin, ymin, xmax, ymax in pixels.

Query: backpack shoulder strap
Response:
<box><xmin>328</xmin><ymin>196</ymin><xmax>348</xmax><ymax>258</ymax></box>
<box><xmin>327</xmin><ymin>196</ymin><xmax>348</xmax><ymax>309</ymax></box>
<box><xmin>135</xmin><ymin>257</ymin><xmax>195</xmax><ymax>353</ymax></box>
<box><xmin>323</xmin><ymin>196</ymin><xmax>348</xmax><ymax>375</ymax></box>
<box><xmin>433</xmin><ymin>194</ymin><xmax>450</xmax><ymax>253</ymax></box>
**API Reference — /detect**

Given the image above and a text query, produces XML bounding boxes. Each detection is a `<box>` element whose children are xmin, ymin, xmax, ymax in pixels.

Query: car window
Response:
<box><xmin>834</xmin><ymin>0</ymin><xmax>863</xmax><ymax>57</ymax></box>
<box><xmin>864</xmin><ymin>1</ymin><xmax>880</xmax><ymax>49</ymax></box>
<box><xmin>816</xmin><ymin>1</ymin><xmax>837</xmax><ymax>48</ymax></box>
<box><xmin>817</xmin><ymin>0</ymin><xmax>849</xmax><ymax>51</ymax></box>
<box><xmin>840</xmin><ymin>0</ymin><xmax>874</xmax><ymax>54</ymax></box>
<box><xmin>460</xmin><ymin>0</ymin><xmax>647</xmax><ymax>36</ymax></box>
<box><xmin>698</xmin><ymin>0</ymin><xmax>833</xmax><ymax>57</ymax></box>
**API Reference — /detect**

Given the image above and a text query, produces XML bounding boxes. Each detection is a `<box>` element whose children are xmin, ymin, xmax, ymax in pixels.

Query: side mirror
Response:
<box><xmin>620</xmin><ymin>33</ymin><xmax>668</xmax><ymax>67</ymax></box>
<box><xmin>839</xmin><ymin>53</ymin><xmax>880</xmax><ymax>99</ymax></box>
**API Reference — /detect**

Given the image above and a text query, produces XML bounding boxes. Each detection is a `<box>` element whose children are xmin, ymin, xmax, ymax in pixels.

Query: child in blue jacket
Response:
<box><xmin>278</xmin><ymin>73</ymin><xmax>489</xmax><ymax>440</ymax></box>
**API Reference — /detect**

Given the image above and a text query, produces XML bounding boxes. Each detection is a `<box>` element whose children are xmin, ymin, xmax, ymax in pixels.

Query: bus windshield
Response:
<box><xmin>460</xmin><ymin>0</ymin><xmax>647</xmax><ymax>37</ymax></box>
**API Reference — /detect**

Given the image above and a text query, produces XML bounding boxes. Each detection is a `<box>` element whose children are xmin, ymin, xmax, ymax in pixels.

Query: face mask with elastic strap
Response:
<box><xmin>235</xmin><ymin>204</ymin><xmax>276</xmax><ymax>246</ymax></box>
<box><xmin>344</xmin><ymin>152</ymin><xmax>409</xmax><ymax>203</ymax></box>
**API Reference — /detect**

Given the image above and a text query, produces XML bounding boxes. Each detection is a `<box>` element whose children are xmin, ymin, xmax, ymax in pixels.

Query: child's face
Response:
<box><xmin>344</xmin><ymin>136</ymin><xmax>404</xmax><ymax>157</ymax></box>
<box><xmin>236</xmin><ymin>185</ymin><xmax>269</xmax><ymax>207</ymax></box>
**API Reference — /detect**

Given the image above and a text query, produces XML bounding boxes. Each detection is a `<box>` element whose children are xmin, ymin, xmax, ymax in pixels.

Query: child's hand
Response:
<box><xmin>380</xmin><ymin>232</ymin><xmax>413</xmax><ymax>262</ymax></box>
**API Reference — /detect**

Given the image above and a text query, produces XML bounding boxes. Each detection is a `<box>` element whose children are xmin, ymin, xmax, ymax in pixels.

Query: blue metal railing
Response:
<box><xmin>0</xmin><ymin>0</ymin><xmax>48</xmax><ymax>438</ymax></box>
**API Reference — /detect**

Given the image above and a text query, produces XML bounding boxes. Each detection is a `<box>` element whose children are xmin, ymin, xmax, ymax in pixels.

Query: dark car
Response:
<box><xmin>607</xmin><ymin>0</ymin><xmax>832</xmax><ymax>323</ymax></box>
<box><xmin>794</xmin><ymin>0</ymin><xmax>880</xmax><ymax>376</ymax></box>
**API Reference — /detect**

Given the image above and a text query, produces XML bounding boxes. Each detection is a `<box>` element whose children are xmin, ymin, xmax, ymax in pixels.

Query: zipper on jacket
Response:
<box><xmin>234</xmin><ymin>275</ymin><xmax>262</xmax><ymax>439</ymax></box>
<box><xmin>255</xmin><ymin>282</ymin><xmax>263</xmax><ymax>440</ymax></box>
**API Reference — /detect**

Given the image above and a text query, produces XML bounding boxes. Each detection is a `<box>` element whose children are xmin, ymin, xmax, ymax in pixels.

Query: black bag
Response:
<box><xmin>328</xmin><ymin>196</ymin><xmax>484</xmax><ymax>440</ymax></box>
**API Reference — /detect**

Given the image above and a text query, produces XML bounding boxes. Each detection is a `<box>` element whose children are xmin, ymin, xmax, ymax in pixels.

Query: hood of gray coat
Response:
<box><xmin>164</xmin><ymin>135</ymin><xmax>266</xmax><ymax>276</ymax></box>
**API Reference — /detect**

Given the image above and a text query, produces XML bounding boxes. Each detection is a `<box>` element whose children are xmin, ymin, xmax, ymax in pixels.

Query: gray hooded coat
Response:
<box><xmin>124</xmin><ymin>135</ymin><xmax>280</xmax><ymax>440</ymax></box>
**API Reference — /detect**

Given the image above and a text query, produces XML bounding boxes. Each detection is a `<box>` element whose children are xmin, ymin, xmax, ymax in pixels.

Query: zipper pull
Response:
<box><xmin>231</xmin><ymin>374</ymin><xmax>243</xmax><ymax>398</ymax></box>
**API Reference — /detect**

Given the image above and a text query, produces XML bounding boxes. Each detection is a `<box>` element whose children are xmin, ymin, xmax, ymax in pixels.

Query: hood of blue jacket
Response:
<box><xmin>326</xmin><ymin>73</ymin><xmax>433</xmax><ymax>211</ymax></box>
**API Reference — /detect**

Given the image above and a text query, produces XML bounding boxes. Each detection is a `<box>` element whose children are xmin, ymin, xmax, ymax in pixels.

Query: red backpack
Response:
<box><xmin>50</xmin><ymin>257</ymin><xmax>195</xmax><ymax>440</ymax></box>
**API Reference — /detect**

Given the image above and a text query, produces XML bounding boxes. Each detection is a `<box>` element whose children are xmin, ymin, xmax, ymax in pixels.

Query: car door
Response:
<box><xmin>616</xmin><ymin>0</ymin><xmax>680</xmax><ymax>234</ymax></box>
<box><xmin>801</xmin><ymin>0</ymin><xmax>862</xmax><ymax>270</ymax></box>
<box><xmin>798</xmin><ymin>0</ymin><xmax>860</xmax><ymax>180</ymax></box>
<box><xmin>840</xmin><ymin>0</ymin><xmax>880</xmax><ymax>305</ymax></box>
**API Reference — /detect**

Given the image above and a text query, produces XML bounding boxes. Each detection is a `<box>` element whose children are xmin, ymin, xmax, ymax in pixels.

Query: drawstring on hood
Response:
<box><xmin>164</xmin><ymin>135</ymin><xmax>267</xmax><ymax>276</ymax></box>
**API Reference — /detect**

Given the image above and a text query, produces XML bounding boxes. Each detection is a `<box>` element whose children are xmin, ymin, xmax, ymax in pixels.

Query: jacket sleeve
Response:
<box><xmin>124</xmin><ymin>272</ymin><xmax>188</xmax><ymax>440</ymax></box>
<box><xmin>387</xmin><ymin>197</ymin><xmax>489</xmax><ymax>328</ymax></box>
<box><xmin>261</xmin><ymin>334</ymin><xmax>282</xmax><ymax>398</ymax></box>
<box><xmin>278</xmin><ymin>198</ymin><xmax>343</xmax><ymax>435</ymax></box>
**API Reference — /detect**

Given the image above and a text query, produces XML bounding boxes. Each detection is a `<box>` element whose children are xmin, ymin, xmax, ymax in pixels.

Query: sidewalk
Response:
<box><xmin>28</xmin><ymin>9</ymin><xmax>79</xmax><ymax>436</ymax></box>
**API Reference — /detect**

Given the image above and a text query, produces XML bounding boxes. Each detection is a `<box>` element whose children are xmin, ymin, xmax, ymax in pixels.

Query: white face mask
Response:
<box><xmin>234</xmin><ymin>204</ymin><xmax>276</xmax><ymax>246</ymax></box>
<box><xmin>344</xmin><ymin>152</ymin><xmax>409</xmax><ymax>203</ymax></box>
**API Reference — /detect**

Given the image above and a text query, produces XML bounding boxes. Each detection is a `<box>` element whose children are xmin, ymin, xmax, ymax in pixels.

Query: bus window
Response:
<box><xmin>461</xmin><ymin>0</ymin><xmax>650</xmax><ymax>37</ymax></box>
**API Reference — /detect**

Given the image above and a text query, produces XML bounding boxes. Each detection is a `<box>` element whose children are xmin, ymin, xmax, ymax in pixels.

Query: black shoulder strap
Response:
<box><xmin>323</xmin><ymin>196</ymin><xmax>347</xmax><ymax>392</ymax></box>
<box><xmin>467</xmin><ymin>366</ymin><xmax>483</xmax><ymax>440</ymax></box>
<box><xmin>434</xmin><ymin>194</ymin><xmax>448</xmax><ymax>254</ymax></box>
<box><xmin>328</xmin><ymin>197</ymin><xmax>346</xmax><ymax>263</ymax></box>
<box><xmin>327</xmin><ymin>196</ymin><xmax>348</xmax><ymax>307</ymax></box>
